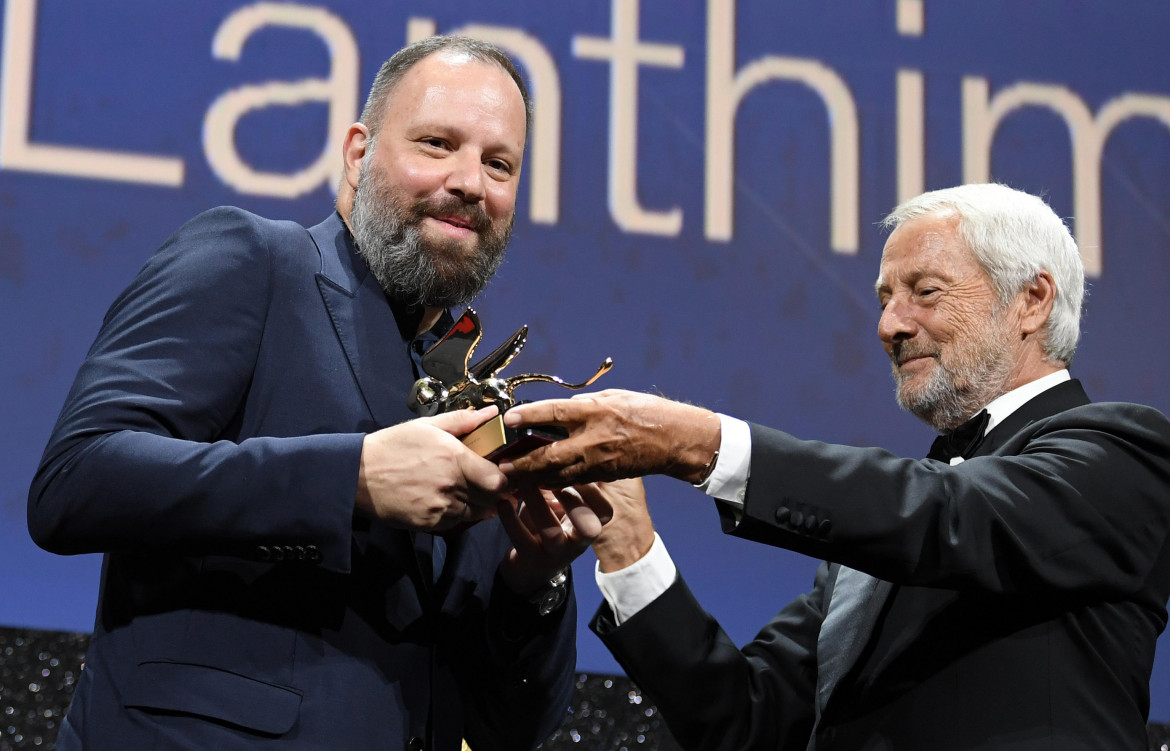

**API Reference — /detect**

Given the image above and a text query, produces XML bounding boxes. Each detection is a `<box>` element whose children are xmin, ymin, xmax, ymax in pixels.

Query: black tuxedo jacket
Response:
<box><xmin>594</xmin><ymin>380</ymin><xmax>1170</xmax><ymax>750</ymax></box>
<box><xmin>29</xmin><ymin>208</ymin><xmax>575</xmax><ymax>751</ymax></box>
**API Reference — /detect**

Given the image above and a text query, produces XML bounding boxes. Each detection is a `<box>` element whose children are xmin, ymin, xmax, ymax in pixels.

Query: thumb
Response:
<box><xmin>458</xmin><ymin>447</ymin><xmax>509</xmax><ymax>494</ymax></box>
<box><xmin>424</xmin><ymin>405</ymin><xmax>501</xmax><ymax>437</ymax></box>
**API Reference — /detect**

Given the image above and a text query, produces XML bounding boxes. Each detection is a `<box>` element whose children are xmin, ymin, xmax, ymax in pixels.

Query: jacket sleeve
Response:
<box><xmin>731</xmin><ymin>405</ymin><xmax>1170</xmax><ymax>600</ymax></box>
<box><xmin>454</xmin><ymin>569</ymin><xmax>578</xmax><ymax>751</ymax></box>
<box><xmin>589</xmin><ymin>564</ymin><xmax>826</xmax><ymax>751</ymax></box>
<box><xmin>27</xmin><ymin>207</ymin><xmax>360</xmax><ymax>572</ymax></box>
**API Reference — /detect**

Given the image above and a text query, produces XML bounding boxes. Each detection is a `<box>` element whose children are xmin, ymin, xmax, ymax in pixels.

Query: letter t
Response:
<box><xmin>573</xmin><ymin>0</ymin><xmax>684</xmax><ymax>235</ymax></box>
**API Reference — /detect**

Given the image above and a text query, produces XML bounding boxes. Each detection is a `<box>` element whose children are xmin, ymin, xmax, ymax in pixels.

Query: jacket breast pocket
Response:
<box><xmin>123</xmin><ymin>660</ymin><xmax>303</xmax><ymax>736</ymax></box>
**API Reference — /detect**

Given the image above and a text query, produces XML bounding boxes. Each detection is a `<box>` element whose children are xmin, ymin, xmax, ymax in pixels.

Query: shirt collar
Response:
<box><xmin>982</xmin><ymin>369</ymin><xmax>1071</xmax><ymax>437</ymax></box>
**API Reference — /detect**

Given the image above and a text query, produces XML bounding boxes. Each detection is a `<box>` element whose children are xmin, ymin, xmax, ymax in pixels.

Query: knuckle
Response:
<box><xmin>549</xmin><ymin>401</ymin><xmax>571</xmax><ymax>422</ymax></box>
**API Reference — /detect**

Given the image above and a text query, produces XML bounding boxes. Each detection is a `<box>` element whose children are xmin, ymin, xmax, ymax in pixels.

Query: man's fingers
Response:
<box><xmin>426</xmin><ymin>405</ymin><xmax>500</xmax><ymax>436</ymax></box>
<box><xmin>559</xmin><ymin>496</ymin><xmax>605</xmax><ymax>540</ymax></box>
<box><xmin>501</xmin><ymin>398</ymin><xmax>584</xmax><ymax>429</ymax></box>
<box><xmin>500</xmin><ymin>437</ymin><xmax>584</xmax><ymax>483</ymax></box>
<box><xmin>456</xmin><ymin>449</ymin><xmax>509</xmax><ymax>497</ymax></box>
<box><xmin>496</xmin><ymin>499</ymin><xmax>531</xmax><ymax>547</ymax></box>
<box><xmin>561</xmin><ymin>483</ymin><xmax>615</xmax><ymax>527</ymax></box>
<box><xmin>517</xmin><ymin>488</ymin><xmax>563</xmax><ymax>536</ymax></box>
<box><xmin>498</xmin><ymin>495</ymin><xmax>558</xmax><ymax>559</ymax></box>
<box><xmin>501</xmin><ymin>401</ymin><xmax>553</xmax><ymax>428</ymax></box>
<box><xmin>557</xmin><ymin>485</ymin><xmax>611</xmax><ymax>541</ymax></box>
<box><xmin>446</xmin><ymin>500</ymin><xmax>493</xmax><ymax>522</ymax></box>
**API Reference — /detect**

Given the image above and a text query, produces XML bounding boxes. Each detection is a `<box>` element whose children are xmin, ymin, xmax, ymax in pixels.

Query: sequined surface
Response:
<box><xmin>540</xmin><ymin>674</ymin><xmax>682</xmax><ymax>750</ymax></box>
<box><xmin>1</xmin><ymin>628</ymin><xmax>87</xmax><ymax>750</ymax></box>
<box><xmin>1</xmin><ymin>626</ymin><xmax>1166</xmax><ymax>750</ymax></box>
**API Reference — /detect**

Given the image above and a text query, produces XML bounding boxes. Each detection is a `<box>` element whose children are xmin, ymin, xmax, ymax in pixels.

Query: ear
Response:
<box><xmin>341</xmin><ymin>122</ymin><xmax>371</xmax><ymax>192</ymax></box>
<box><xmin>1018</xmin><ymin>270</ymin><xmax>1056</xmax><ymax>336</ymax></box>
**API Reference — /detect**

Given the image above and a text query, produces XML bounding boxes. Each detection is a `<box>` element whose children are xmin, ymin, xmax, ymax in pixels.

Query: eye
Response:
<box><xmin>485</xmin><ymin>158</ymin><xmax>513</xmax><ymax>176</ymax></box>
<box><xmin>419</xmin><ymin>137</ymin><xmax>449</xmax><ymax>150</ymax></box>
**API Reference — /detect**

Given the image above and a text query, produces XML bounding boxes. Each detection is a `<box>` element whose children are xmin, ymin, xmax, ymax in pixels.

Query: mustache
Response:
<box><xmin>409</xmin><ymin>195</ymin><xmax>492</xmax><ymax>234</ymax></box>
<box><xmin>891</xmin><ymin>341</ymin><xmax>939</xmax><ymax>366</ymax></box>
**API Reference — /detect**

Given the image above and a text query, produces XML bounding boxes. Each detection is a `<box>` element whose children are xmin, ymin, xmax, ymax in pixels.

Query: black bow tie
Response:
<box><xmin>928</xmin><ymin>409</ymin><xmax>990</xmax><ymax>461</ymax></box>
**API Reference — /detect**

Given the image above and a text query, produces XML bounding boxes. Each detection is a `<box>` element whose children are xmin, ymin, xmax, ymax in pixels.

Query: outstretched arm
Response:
<box><xmin>500</xmin><ymin>390</ymin><xmax>721</xmax><ymax>487</ymax></box>
<box><xmin>584</xmin><ymin>480</ymin><xmax>822</xmax><ymax>751</ymax></box>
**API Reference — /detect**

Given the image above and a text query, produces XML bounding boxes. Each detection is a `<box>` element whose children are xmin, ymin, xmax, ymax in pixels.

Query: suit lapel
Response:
<box><xmin>813</xmin><ymin>379</ymin><xmax>1091</xmax><ymax>723</ymax></box>
<box><xmin>309</xmin><ymin>213</ymin><xmax>419</xmax><ymax>430</ymax></box>
<box><xmin>307</xmin><ymin>214</ymin><xmax>440</xmax><ymax>618</ymax></box>
<box><xmin>976</xmin><ymin>379</ymin><xmax>1090</xmax><ymax>457</ymax></box>
<box><xmin>815</xmin><ymin>565</ymin><xmax>892</xmax><ymax>722</ymax></box>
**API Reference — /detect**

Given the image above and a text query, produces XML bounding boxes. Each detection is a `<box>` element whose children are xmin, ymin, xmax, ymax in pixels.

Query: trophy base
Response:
<box><xmin>462</xmin><ymin>414</ymin><xmax>568</xmax><ymax>463</ymax></box>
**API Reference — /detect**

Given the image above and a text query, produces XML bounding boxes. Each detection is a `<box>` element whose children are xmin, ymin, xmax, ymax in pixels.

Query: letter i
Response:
<box><xmin>896</xmin><ymin>0</ymin><xmax>925</xmax><ymax>202</ymax></box>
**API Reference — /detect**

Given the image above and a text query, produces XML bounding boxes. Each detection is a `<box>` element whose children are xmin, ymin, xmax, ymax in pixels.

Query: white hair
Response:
<box><xmin>881</xmin><ymin>183</ymin><xmax>1084</xmax><ymax>365</ymax></box>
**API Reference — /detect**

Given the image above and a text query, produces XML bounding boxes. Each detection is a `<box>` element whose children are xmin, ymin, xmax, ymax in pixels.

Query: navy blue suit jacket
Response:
<box><xmin>594</xmin><ymin>380</ymin><xmax>1170</xmax><ymax>750</ymax></box>
<box><xmin>29</xmin><ymin>208</ymin><xmax>575</xmax><ymax>750</ymax></box>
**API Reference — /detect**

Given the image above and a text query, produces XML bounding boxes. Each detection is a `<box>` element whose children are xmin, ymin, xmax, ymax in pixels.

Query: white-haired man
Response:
<box><xmin>504</xmin><ymin>184</ymin><xmax>1170</xmax><ymax>749</ymax></box>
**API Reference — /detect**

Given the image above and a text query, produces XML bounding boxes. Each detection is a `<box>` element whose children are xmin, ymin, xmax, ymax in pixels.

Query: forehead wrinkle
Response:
<box><xmin>410</xmin><ymin>72</ymin><xmax>525</xmax><ymax>156</ymax></box>
<box><xmin>877</xmin><ymin>219</ymin><xmax>979</xmax><ymax>295</ymax></box>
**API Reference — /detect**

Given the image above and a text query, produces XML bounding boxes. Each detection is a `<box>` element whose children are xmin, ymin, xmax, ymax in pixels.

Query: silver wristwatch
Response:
<box><xmin>528</xmin><ymin>570</ymin><xmax>569</xmax><ymax>616</ymax></box>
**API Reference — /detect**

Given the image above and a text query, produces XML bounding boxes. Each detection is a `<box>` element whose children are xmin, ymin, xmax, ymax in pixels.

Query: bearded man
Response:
<box><xmin>28</xmin><ymin>36</ymin><xmax>606</xmax><ymax>751</ymax></box>
<box><xmin>503</xmin><ymin>183</ymin><xmax>1170</xmax><ymax>749</ymax></box>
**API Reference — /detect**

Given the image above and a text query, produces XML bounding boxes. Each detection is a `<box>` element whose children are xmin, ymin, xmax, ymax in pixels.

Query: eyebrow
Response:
<box><xmin>874</xmin><ymin>268</ymin><xmax>940</xmax><ymax>299</ymax></box>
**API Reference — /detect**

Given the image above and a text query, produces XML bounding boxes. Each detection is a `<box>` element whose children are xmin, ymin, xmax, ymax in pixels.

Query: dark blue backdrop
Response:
<box><xmin>2</xmin><ymin>0</ymin><xmax>1168</xmax><ymax>721</ymax></box>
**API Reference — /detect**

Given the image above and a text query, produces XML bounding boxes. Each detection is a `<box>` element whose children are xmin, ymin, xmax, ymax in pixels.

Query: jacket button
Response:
<box><xmin>790</xmin><ymin>510</ymin><xmax>804</xmax><ymax>527</ymax></box>
<box><xmin>407</xmin><ymin>737</ymin><xmax>425</xmax><ymax>751</ymax></box>
<box><xmin>804</xmin><ymin>514</ymin><xmax>818</xmax><ymax>532</ymax></box>
<box><xmin>775</xmin><ymin>507</ymin><xmax>791</xmax><ymax>524</ymax></box>
<box><xmin>256</xmin><ymin>545</ymin><xmax>272</xmax><ymax>561</ymax></box>
<box><xmin>270</xmin><ymin>546</ymin><xmax>285</xmax><ymax>562</ymax></box>
<box><xmin>818</xmin><ymin>518</ymin><xmax>833</xmax><ymax>536</ymax></box>
<box><xmin>305</xmin><ymin>545</ymin><xmax>322</xmax><ymax>562</ymax></box>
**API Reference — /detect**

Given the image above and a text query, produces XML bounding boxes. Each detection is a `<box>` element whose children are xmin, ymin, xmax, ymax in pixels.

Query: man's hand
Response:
<box><xmin>588</xmin><ymin>478</ymin><xmax>655</xmax><ymax>573</ymax></box>
<box><xmin>497</xmin><ymin>484</ymin><xmax>614</xmax><ymax>595</ymax></box>
<box><xmin>355</xmin><ymin>407</ymin><xmax>509</xmax><ymax>532</ymax></box>
<box><xmin>498</xmin><ymin>389</ymin><xmax>721</xmax><ymax>487</ymax></box>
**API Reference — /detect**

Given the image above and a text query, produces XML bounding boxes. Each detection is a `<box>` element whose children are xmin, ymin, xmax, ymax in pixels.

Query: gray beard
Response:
<box><xmin>348</xmin><ymin>155</ymin><xmax>510</xmax><ymax>308</ymax></box>
<box><xmin>892</xmin><ymin>314</ymin><xmax>1016</xmax><ymax>432</ymax></box>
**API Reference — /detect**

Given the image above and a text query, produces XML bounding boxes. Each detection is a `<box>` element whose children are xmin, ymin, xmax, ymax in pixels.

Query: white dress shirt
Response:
<box><xmin>595</xmin><ymin>370</ymin><xmax>1072</xmax><ymax>624</ymax></box>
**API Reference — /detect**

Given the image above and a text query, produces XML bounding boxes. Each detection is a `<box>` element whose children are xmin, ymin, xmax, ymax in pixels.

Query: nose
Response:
<box><xmin>877</xmin><ymin>297</ymin><xmax>917</xmax><ymax>345</ymax></box>
<box><xmin>444</xmin><ymin>151</ymin><xmax>486</xmax><ymax>204</ymax></box>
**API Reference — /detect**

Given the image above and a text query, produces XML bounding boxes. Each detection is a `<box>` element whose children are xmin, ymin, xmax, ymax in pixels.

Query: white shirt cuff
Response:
<box><xmin>595</xmin><ymin>532</ymin><xmax>677</xmax><ymax>626</ymax></box>
<box><xmin>696</xmin><ymin>413</ymin><xmax>751</xmax><ymax>507</ymax></box>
